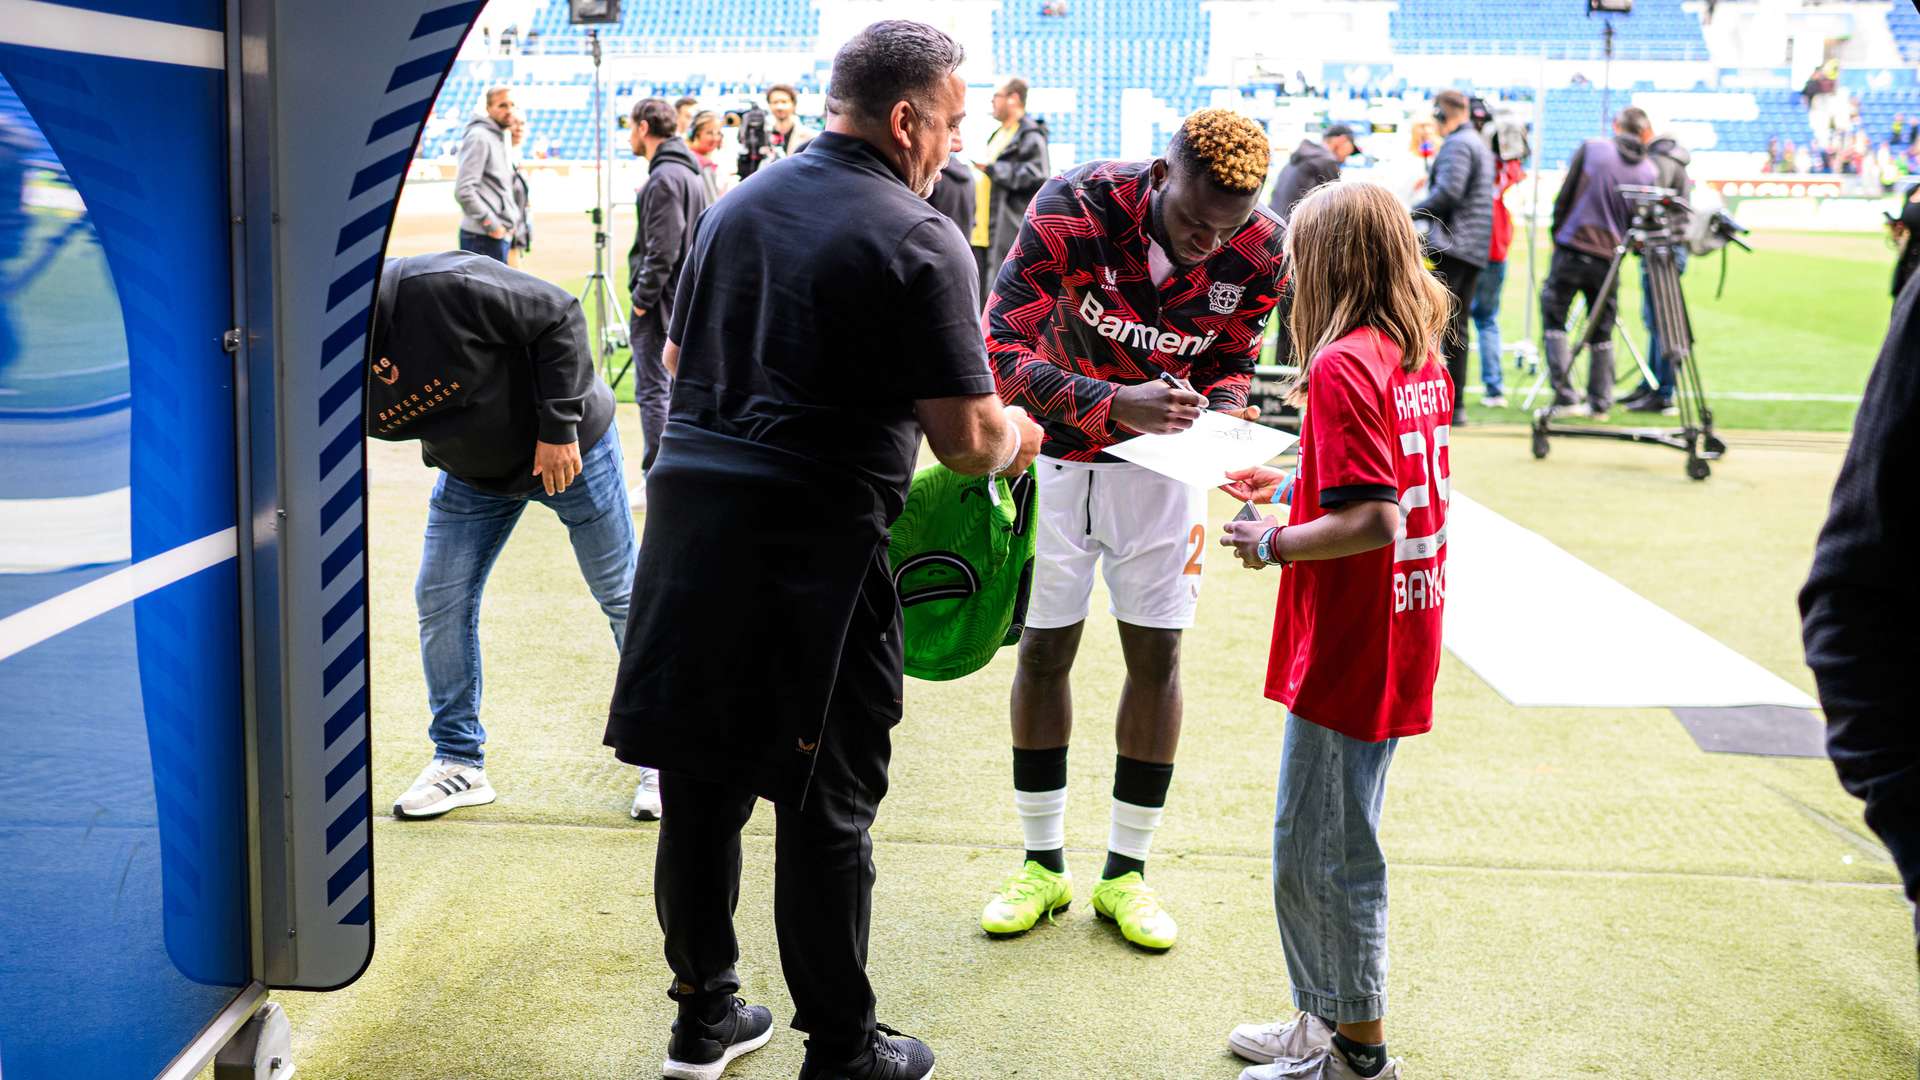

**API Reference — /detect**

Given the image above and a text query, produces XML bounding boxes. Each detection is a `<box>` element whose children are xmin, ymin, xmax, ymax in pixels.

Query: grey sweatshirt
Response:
<box><xmin>454</xmin><ymin>112</ymin><xmax>519</xmax><ymax>237</ymax></box>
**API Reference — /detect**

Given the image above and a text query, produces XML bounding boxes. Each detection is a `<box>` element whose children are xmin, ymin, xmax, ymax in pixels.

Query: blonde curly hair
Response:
<box><xmin>1171</xmin><ymin>108</ymin><xmax>1270</xmax><ymax>194</ymax></box>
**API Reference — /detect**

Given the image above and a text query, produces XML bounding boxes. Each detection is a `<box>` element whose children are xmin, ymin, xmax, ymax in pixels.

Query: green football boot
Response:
<box><xmin>980</xmin><ymin>860</ymin><xmax>1073</xmax><ymax>938</ymax></box>
<box><xmin>1091</xmin><ymin>871</ymin><xmax>1178</xmax><ymax>952</ymax></box>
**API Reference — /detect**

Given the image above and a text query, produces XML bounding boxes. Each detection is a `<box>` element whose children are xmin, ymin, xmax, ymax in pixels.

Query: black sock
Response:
<box><xmin>1013</xmin><ymin>746</ymin><xmax>1068</xmax><ymax>873</ymax></box>
<box><xmin>1103</xmin><ymin>755</ymin><xmax>1173</xmax><ymax>880</ymax></box>
<box><xmin>1331</xmin><ymin>1032</ymin><xmax>1387</xmax><ymax>1078</ymax></box>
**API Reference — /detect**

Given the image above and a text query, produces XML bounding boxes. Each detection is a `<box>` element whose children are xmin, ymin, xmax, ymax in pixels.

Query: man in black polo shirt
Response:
<box><xmin>603</xmin><ymin>20</ymin><xmax>1041</xmax><ymax>1080</ymax></box>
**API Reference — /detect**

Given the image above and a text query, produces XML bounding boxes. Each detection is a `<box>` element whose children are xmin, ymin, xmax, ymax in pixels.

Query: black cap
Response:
<box><xmin>1324</xmin><ymin>122</ymin><xmax>1364</xmax><ymax>155</ymax></box>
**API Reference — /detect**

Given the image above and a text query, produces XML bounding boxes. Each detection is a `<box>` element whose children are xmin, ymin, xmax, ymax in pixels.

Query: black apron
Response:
<box><xmin>604</xmin><ymin>422</ymin><xmax>904</xmax><ymax>807</ymax></box>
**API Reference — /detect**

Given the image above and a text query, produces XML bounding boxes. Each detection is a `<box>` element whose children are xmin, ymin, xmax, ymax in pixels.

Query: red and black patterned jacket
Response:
<box><xmin>984</xmin><ymin>159</ymin><xmax>1287</xmax><ymax>462</ymax></box>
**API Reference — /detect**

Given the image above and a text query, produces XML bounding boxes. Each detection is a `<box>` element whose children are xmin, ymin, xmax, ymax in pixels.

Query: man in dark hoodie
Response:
<box><xmin>627</xmin><ymin>96</ymin><xmax>712</xmax><ymax>492</ymax></box>
<box><xmin>1265</xmin><ymin>123</ymin><xmax>1359</xmax><ymax>366</ymax></box>
<box><xmin>1268</xmin><ymin>123</ymin><xmax>1359</xmax><ymax>224</ymax></box>
<box><xmin>1412</xmin><ymin>90</ymin><xmax>1494</xmax><ymax>426</ymax></box>
<box><xmin>1800</xmin><ymin>268</ymin><xmax>1920</xmax><ymax>955</ymax></box>
<box><xmin>927</xmin><ymin>152</ymin><xmax>976</xmax><ymax>241</ymax></box>
<box><xmin>1620</xmin><ymin>131</ymin><xmax>1692</xmax><ymax>414</ymax></box>
<box><xmin>970</xmin><ymin>77</ymin><xmax>1050</xmax><ymax>304</ymax></box>
<box><xmin>1540</xmin><ymin>107</ymin><xmax>1656</xmax><ymax>419</ymax></box>
<box><xmin>366</xmin><ymin>252</ymin><xmax>646</xmax><ymax>823</ymax></box>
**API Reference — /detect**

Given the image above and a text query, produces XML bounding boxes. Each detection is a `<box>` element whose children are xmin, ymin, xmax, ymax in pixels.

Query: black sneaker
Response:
<box><xmin>1619</xmin><ymin>385</ymin><xmax>1655</xmax><ymax>409</ymax></box>
<box><xmin>663</xmin><ymin>997</ymin><xmax>774</xmax><ymax>1080</ymax></box>
<box><xmin>797</xmin><ymin>1024</ymin><xmax>935</xmax><ymax>1080</ymax></box>
<box><xmin>1627</xmin><ymin>395</ymin><xmax>1674</xmax><ymax>414</ymax></box>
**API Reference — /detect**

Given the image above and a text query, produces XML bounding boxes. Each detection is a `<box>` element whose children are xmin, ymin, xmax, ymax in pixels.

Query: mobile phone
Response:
<box><xmin>1232</xmin><ymin>502</ymin><xmax>1262</xmax><ymax>523</ymax></box>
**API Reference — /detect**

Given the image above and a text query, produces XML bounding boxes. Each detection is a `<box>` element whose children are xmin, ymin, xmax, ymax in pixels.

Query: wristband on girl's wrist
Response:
<box><xmin>1257</xmin><ymin>525</ymin><xmax>1287</xmax><ymax>566</ymax></box>
<box><xmin>1270</xmin><ymin>470</ymin><xmax>1297</xmax><ymax>505</ymax></box>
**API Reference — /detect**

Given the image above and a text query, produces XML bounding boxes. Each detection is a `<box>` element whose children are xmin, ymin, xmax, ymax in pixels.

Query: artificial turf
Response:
<box><xmin>259</xmin><ymin>411</ymin><xmax>1917</xmax><ymax>1080</ymax></box>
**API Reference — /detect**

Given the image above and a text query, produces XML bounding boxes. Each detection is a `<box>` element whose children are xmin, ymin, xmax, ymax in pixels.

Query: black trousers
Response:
<box><xmin>1432</xmin><ymin>254</ymin><xmax>1481</xmax><ymax>418</ymax></box>
<box><xmin>655</xmin><ymin>703</ymin><xmax>894</xmax><ymax>1060</ymax></box>
<box><xmin>1539</xmin><ymin>245</ymin><xmax>1621</xmax><ymax>343</ymax></box>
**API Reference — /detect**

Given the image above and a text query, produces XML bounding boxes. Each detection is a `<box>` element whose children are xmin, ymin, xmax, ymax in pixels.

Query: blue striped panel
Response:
<box><xmin>323</xmin><ymin>686</ymin><xmax>366</xmax><ymax>750</ymax></box>
<box><xmin>317</xmin><ymin>361</ymin><xmax>363</xmax><ymax>427</ymax></box>
<box><xmin>383</xmin><ymin>47</ymin><xmax>458</xmax><ymax>93</ymax></box>
<box><xmin>325</xmin><ymin>842</ymin><xmax>371</xmax><ymax>905</ymax></box>
<box><xmin>366</xmin><ymin>97</ymin><xmax>434</xmax><ymax>145</ymax></box>
<box><xmin>325</xmin><ymin>801</ymin><xmax>361</xmax><ymax>851</ymax></box>
<box><xmin>321</xmin><ymin>306</ymin><xmax>370</xmax><ymax>365</ymax></box>
<box><xmin>340</xmin><ymin>894</ymin><xmax>372</xmax><ymax>926</ymax></box>
<box><xmin>323</xmin><ymin>750</ymin><xmax>364</xmax><ymax>802</ymax></box>
<box><xmin>348</xmin><ymin>147</ymin><xmax>411</xmax><ymax>199</ymax></box>
<box><xmin>410</xmin><ymin>0</ymin><xmax>485</xmax><ymax>39</ymax></box>
<box><xmin>326</xmin><ymin>253</ymin><xmax>382</xmax><ymax>312</ymax></box>
<box><xmin>320</xmin><ymin>525</ymin><xmax>363</xmax><ymax>590</ymax></box>
<box><xmin>321</xmin><ymin>631</ymin><xmax>364</xmax><ymax>696</ymax></box>
<box><xmin>321</xmin><ymin>584</ymin><xmax>362</xmax><ymax>642</ymax></box>
<box><xmin>335</xmin><ymin>203</ymin><xmax>392</xmax><ymax>255</ymax></box>
<box><xmin>318</xmin><ymin>475</ymin><xmax>359</xmax><ymax>534</ymax></box>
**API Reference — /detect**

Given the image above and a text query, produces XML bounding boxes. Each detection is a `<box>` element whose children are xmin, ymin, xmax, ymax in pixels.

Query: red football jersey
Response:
<box><xmin>1265</xmin><ymin>328</ymin><xmax>1451</xmax><ymax>742</ymax></box>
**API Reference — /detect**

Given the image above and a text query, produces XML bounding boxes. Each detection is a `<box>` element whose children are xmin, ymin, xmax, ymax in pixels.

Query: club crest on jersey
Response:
<box><xmin>1207</xmin><ymin>282</ymin><xmax>1245</xmax><ymax>314</ymax></box>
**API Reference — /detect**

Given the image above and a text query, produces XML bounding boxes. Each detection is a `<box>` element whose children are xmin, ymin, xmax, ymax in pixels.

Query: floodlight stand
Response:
<box><xmin>577</xmin><ymin>27</ymin><xmax>631</xmax><ymax>391</ymax></box>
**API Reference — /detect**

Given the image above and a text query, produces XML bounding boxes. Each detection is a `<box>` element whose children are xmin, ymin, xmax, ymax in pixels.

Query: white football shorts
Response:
<box><xmin>1027</xmin><ymin>457</ymin><xmax>1209</xmax><ymax>631</ymax></box>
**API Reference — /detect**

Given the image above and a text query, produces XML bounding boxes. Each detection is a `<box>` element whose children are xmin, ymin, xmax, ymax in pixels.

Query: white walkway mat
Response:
<box><xmin>1443</xmin><ymin>492</ymin><xmax>1818</xmax><ymax>710</ymax></box>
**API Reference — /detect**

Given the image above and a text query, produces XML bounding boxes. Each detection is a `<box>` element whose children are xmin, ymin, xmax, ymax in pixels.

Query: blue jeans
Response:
<box><xmin>458</xmin><ymin>229</ymin><xmax>511</xmax><ymax>264</ymax></box>
<box><xmin>416</xmin><ymin>429</ymin><xmax>637</xmax><ymax>765</ymax></box>
<box><xmin>1638</xmin><ymin>249</ymin><xmax>1687</xmax><ymax>399</ymax></box>
<box><xmin>1272</xmin><ymin>712</ymin><xmax>1399</xmax><ymax>1024</ymax></box>
<box><xmin>1470</xmin><ymin>259</ymin><xmax>1506</xmax><ymax>396</ymax></box>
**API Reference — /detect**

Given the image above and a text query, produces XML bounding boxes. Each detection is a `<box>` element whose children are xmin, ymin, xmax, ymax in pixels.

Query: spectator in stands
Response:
<box><xmin>1412</xmin><ymin>89</ymin><xmax>1493</xmax><ymax>427</ymax></box>
<box><xmin>1800</xmin><ymin>263</ymin><xmax>1920</xmax><ymax>959</ymax></box>
<box><xmin>765</xmin><ymin>83</ymin><xmax>818</xmax><ymax>158</ymax></box>
<box><xmin>674</xmin><ymin>96</ymin><xmax>699</xmax><ymax>135</ymax></box>
<box><xmin>607</xmin><ymin>21</ymin><xmax>1040</xmax><ymax>1080</ymax></box>
<box><xmin>453</xmin><ymin>86</ymin><xmax>520</xmax><ymax>263</ymax></box>
<box><xmin>687</xmin><ymin>110</ymin><xmax>726</xmax><ymax>202</ymax></box>
<box><xmin>1621</xmin><ymin>130</ymin><xmax>1692</xmax><ymax>415</ymax></box>
<box><xmin>1539</xmin><ymin>106</ymin><xmax>1657</xmax><ymax>419</ymax></box>
<box><xmin>625</xmin><ymin>97</ymin><xmax>711</xmax><ymax>528</ymax></box>
<box><xmin>508</xmin><ymin>114</ymin><xmax>532</xmax><ymax>267</ymax></box>
<box><xmin>970</xmin><ymin>76</ymin><xmax>1050</xmax><ymax>305</ymax></box>
<box><xmin>928</xmin><ymin>152</ymin><xmax>975</xmax><ymax>241</ymax></box>
<box><xmin>1268</xmin><ymin>122</ymin><xmax>1360</xmax><ymax>224</ymax></box>
<box><xmin>1472</xmin><ymin>119</ymin><xmax>1529</xmax><ymax>410</ymax></box>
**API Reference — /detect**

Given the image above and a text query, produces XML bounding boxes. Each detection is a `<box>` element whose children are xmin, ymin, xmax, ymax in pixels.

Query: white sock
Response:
<box><xmin>1107</xmin><ymin>798</ymin><xmax>1165</xmax><ymax>863</ymax></box>
<box><xmin>1014</xmin><ymin>787</ymin><xmax>1067</xmax><ymax>853</ymax></box>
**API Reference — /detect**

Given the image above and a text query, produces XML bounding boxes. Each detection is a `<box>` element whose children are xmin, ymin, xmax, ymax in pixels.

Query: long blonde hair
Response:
<box><xmin>1283</xmin><ymin>181</ymin><xmax>1451</xmax><ymax>404</ymax></box>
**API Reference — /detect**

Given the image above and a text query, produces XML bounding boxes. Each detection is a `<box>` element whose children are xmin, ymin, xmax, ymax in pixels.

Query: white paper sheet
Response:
<box><xmin>1104</xmin><ymin>411</ymin><xmax>1298</xmax><ymax>489</ymax></box>
<box><xmin>1443</xmin><ymin>492</ymin><xmax>1818</xmax><ymax>710</ymax></box>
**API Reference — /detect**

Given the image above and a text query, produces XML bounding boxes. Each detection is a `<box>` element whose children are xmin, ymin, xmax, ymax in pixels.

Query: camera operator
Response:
<box><xmin>970</xmin><ymin>77</ymin><xmax>1050</xmax><ymax>304</ymax></box>
<box><xmin>765</xmin><ymin>82</ymin><xmax>818</xmax><ymax>158</ymax></box>
<box><xmin>1269</xmin><ymin>122</ymin><xmax>1361</xmax><ymax>224</ymax></box>
<box><xmin>1412</xmin><ymin>89</ymin><xmax>1494</xmax><ymax>426</ymax></box>
<box><xmin>1621</xmin><ymin>128</ymin><xmax>1693</xmax><ymax>415</ymax></box>
<box><xmin>1540</xmin><ymin>106</ymin><xmax>1657</xmax><ymax>419</ymax></box>
<box><xmin>626</xmin><ymin>97</ymin><xmax>711</xmax><ymax>514</ymax></box>
<box><xmin>366</xmin><ymin>252</ymin><xmax>642</xmax><ymax>822</ymax></box>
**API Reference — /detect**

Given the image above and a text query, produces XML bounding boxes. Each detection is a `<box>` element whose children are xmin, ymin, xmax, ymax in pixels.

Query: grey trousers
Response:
<box><xmin>630</xmin><ymin>308</ymin><xmax>672</xmax><ymax>472</ymax></box>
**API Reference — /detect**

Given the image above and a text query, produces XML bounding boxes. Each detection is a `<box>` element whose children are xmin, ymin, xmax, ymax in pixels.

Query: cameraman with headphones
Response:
<box><xmin>1540</xmin><ymin>106</ymin><xmax>1657</xmax><ymax>420</ymax></box>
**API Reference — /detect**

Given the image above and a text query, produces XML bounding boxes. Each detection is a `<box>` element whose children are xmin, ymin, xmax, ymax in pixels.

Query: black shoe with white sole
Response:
<box><xmin>662</xmin><ymin>997</ymin><xmax>773</xmax><ymax>1080</ymax></box>
<box><xmin>797</xmin><ymin>1024</ymin><xmax>934</xmax><ymax>1080</ymax></box>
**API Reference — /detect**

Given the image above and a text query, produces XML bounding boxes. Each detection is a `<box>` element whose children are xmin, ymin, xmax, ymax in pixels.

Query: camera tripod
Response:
<box><xmin>1529</xmin><ymin>188</ymin><xmax>1726</xmax><ymax>480</ymax></box>
<box><xmin>579</xmin><ymin>28</ymin><xmax>631</xmax><ymax>391</ymax></box>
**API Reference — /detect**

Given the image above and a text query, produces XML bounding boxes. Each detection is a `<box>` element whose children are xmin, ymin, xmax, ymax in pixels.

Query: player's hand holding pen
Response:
<box><xmin>1111</xmin><ymin>371</ymin><xmax>1206</xmax><ymax>435</ymax></box>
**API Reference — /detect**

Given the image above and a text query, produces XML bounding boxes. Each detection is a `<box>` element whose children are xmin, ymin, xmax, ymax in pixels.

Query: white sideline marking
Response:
<box><xmin>0</xmin><ymin>0</ymin><xmax>223</xmax><ymax>69</ymax></box>
<box><xmin>1443</xmin><ymin>492</ymin><xmax>1818</xmax><ymax>710</ymax></box>
<box><xmin>0</xmin><ymin>527</ymin><xmax>236</xmax><ymax>663</ymax></box>
<box><xmin>0</xmin><ymin>487</ymin><xmax>130</xmax><ymax>573</ymax></box>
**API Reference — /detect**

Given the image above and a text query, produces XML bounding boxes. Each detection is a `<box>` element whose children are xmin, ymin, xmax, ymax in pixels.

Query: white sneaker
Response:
<box><xmin>628</xmin><ymin>482</ymin><xmax>647</xmax><ymax>511</ymax></box>
<box><xmin>392</xmin><ymin>758</ymin><xmax>496</xmax><ymax>819</ymax></box>
<box><xmin>1481</xmin><ymin>394</ymin><xmax>1508</xmax><ymax>409</ymax></box>
<box><xmin>1240</xmin><ymin>1047</ymin><xmax>1405</xmax><ymax>1080</ymax></box>
<box><xmin>1230</xmin><ymin>1012</ymin><xmax>1336</xmax><ymax>1065</ymax></box>
<box><xmin>1548</xmin><ymin>401</ymin><xmax>1591</xmax><ymax>419</ymax></box>
<box><xmin>630</xmin><ymin>766</ymin><xmax>663</xmax><ymax>821</ymax></box>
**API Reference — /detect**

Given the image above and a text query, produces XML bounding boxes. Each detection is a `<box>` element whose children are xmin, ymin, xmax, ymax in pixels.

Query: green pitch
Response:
<box><xmin>277</xmin><ymin>210</ymin><xmax>1920</xmax><ymax>1079</ymax></box>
